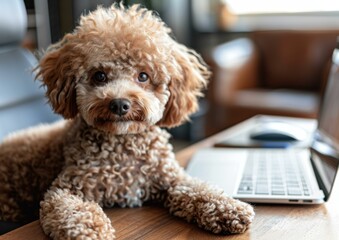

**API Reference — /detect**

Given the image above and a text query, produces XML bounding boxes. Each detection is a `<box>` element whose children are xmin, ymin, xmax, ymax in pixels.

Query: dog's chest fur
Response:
<box><xmin>54</xmin><ymin>119</ymin><xmax>178</xmax><ymax>208</ymax></box>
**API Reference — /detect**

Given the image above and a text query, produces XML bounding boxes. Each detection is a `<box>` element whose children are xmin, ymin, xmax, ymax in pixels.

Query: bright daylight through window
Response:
<box><xmin>225</xmin><ymin>0</ymin><xmax>339</xmax><ymax>14</ymax></box>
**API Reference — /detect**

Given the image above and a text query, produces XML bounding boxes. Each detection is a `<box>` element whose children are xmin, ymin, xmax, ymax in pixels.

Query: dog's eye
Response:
<box><xmin>93</xmin><ymin>71</ymin><xmax>107</xmax><ymax>83</ymax></box>
<box><xmin>138</xmin><ymin>72</ymin><xmax>149</xmax><ymax>82</ymax></box>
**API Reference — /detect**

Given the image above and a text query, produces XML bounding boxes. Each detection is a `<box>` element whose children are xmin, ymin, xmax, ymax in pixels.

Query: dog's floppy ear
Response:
<box><xmin>157</xmin><ymin>44</ymin><xmax>211</xmax><ymax>128</ymax></box>
<box><xmin>37</xmin><ymin>34</ymin><xmax>78</xmax><ymax>119</ymax></box>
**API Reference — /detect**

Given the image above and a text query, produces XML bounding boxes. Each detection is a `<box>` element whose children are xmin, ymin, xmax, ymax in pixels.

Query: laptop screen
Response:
<box><xmin>311</xmin><ymin>48</ymin><xmax>339</xmax><ymax>200</ymax></box>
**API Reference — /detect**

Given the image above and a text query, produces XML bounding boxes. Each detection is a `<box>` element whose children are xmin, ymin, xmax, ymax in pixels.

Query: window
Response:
<box><xmin>226</xmin><ymin>0</ymin><xmax>339</xmax><ymax>14</ymax></box>
<box><xmin>192</xmin><ymin>0</ymin><xmax>339</xmax><ymax>32</ymax></box>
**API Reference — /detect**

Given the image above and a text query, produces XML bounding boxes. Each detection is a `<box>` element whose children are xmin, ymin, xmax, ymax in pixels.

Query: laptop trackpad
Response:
<box><xmin>186</xmin><ymin>148</ymin><xmax>247</xmax><ymax>196</ymax></box>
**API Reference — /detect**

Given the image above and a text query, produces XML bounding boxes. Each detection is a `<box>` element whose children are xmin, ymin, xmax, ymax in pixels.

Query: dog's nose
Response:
<box><xmin>109</xmin><ymin>98</ymin><xmax>131</xmax><ymax>116</ymax></box>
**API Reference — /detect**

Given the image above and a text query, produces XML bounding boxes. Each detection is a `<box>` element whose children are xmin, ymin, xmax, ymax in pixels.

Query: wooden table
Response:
<box><xmin>2</xmin><ymin>116</ymin><xmax>339</xmax><ymax>240</ymax></box>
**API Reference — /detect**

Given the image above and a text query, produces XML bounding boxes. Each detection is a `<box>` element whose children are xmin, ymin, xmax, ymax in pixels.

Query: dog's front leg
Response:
<box><xmin>40</xmin><ymin>188</ymin><xmax>115</xmax><ymax>240</ymax></box>
<box><xmin>165</xmin><ymin>174</ymin><xmax>255</xmax><ymax>234</ymax></box>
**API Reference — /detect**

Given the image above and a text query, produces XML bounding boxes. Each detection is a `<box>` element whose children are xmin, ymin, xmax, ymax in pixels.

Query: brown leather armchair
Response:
<box><xmin>207</xmin><ymin>30</ymin><xmax>339</xmax><ymax>135</ymax></box>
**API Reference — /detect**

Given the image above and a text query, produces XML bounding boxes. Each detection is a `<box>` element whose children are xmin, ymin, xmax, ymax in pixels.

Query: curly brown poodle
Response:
<box><xmin>0</xmin><ymin>4</ymin><xmax>254</xmax><ymax>239</ymax></box>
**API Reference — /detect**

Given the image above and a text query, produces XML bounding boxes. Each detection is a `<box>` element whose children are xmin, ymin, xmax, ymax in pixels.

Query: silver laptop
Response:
<box><xmin>186</xmin><ymin>48</ymin><xmax>339</xmax><ymax>205</ymax></box>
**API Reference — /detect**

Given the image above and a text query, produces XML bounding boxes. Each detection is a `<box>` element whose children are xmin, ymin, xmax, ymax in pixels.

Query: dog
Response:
<box><xmin>0</xmin><ymin>4</ymin><xmax>254</xmax><ymax>239</ymax></box>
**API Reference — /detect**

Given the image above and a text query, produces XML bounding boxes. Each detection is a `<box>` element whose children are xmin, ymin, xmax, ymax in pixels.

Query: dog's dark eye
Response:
<box><xmin>93</xmin><ymin>71</ymin><xmax>107</xmax><ymax>83</ymax></box>
<box><xmin>138</xmin><ymin>72</ymin><xmax>149</xmax><ymax>82</ymax></box>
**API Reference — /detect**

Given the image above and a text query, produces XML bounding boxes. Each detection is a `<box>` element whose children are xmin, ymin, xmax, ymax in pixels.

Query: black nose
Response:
<box><xmin>109</xmin><ymin>98</ymin><xmax>131</xmax><ymax>116</ymax></box>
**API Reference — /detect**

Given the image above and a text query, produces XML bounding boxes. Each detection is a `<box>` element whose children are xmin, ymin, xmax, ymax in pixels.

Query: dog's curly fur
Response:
<box><xmin>0</xmin><ymin>4</ymin><xmax>254</xmax><ymax>239</ymax></box>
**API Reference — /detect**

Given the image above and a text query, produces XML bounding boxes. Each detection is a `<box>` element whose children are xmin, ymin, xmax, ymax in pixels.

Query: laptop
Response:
<box><xmin>186</xmin><ymin>48</ymin><xmax>339</xmax><ymax>204</ymax></box>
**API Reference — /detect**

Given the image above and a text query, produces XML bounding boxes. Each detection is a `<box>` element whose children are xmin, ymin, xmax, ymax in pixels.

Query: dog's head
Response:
<box><xmin>37</xmin><ymin>4</ymin><xmax>210</xmax><ymax>135</ymax></box>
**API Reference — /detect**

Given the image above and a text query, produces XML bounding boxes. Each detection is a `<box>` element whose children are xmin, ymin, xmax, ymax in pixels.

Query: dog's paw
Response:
<box><xmin>196</xmin><ymin>196</ymin><xmax>255</xmax><ymax>234</ymax></box>
<box><xmin>40</xmin><ymin>189</ymin><xmax>116</xmax><ymax>240</ymax></box>
<box><xmin>220</xmin><ymin>199</ymin><xmax>255</xmax><ymax>234</ymax></box>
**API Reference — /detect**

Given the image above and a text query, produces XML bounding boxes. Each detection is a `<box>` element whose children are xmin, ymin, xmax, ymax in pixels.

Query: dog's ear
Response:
<box><xmin>37</xmin><ymin>34</ymin><xmax>78</xmax><ymax>119</ymax></box>
<box><xmin>157</xmin><ymin>44</ymin><xmax>211</xmax><ymax>128</ymax></box>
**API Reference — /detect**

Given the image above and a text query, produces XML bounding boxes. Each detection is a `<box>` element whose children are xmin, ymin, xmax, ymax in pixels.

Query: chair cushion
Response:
<box><xmin>0</xmin><ymin>48</ymin><xmax>41</xmax><ymax>108</ymax></box>
<box><xmin>232</xmin><ymin>88</ymin><xmax>319</xmax><ymax>116</ymax></box>
<box><xmin>0</xmin><ymin>47</ymin><xmax>61</xmax><ymax>141</ymax></box>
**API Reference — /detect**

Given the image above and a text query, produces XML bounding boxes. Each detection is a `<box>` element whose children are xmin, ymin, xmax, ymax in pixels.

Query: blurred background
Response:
<box><xmin>3</xmin><ymin>0</ymin><xmax>339</xmax><ymax>150</ymax></box>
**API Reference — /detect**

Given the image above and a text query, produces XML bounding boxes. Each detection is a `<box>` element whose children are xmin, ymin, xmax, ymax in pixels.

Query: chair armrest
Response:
<box><xmin>210</xmin><ymin>38</ymin><xmax>260</xmax><ymax>104</ymax></box>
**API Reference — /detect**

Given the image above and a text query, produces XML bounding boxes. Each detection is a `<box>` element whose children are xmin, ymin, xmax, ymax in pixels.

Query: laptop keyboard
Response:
<box><xmin>237</xmin><ymin>150</ymin><xmax>311</xmax><ymax>196</ymax></box>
